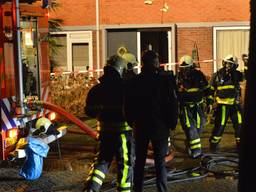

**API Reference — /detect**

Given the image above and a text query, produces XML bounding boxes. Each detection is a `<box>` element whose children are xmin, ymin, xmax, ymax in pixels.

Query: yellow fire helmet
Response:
<box><xmin>35</xmin><ymin>117</ymin><xmax>52</xmax><ymax>134</ymax></box>
<box><xmin>121</xmin><ymin>53</ymin><xmax>138</xmax><ymax>66</ymax></box>
<box><xmin>179</xmin><ymin>55</ymin><xmax>194</xmax><ymax>68</ymax></box>
<box><xmin>117</xmin><ymin>46</ymin><xmax>128</xmax><ymax>56</ymax></box>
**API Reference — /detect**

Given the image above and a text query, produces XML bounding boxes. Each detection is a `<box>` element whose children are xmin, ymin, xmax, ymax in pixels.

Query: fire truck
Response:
<box><xmin>0</xmin><ymin>0</ymin><xmax>68</xmax><ymax>161</ymax></box>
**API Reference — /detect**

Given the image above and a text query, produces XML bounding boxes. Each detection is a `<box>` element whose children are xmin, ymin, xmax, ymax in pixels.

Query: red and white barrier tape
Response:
<box><xmin>49</xmin><ymin>59</ymin><xmax>216</xmax><ymax>76</ymax></box>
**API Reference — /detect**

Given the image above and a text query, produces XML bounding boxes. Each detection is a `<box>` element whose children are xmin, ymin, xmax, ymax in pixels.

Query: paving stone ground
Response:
<box><xmin>0</xmin><ymin>121</ymin><xmax>239</xmax><ymax>192</ymax></box>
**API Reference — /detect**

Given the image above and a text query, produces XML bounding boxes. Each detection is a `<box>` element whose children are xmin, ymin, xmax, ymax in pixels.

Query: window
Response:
<box><xmin>214</xmin><ymin>26</ymin><xmax>249</xmax><ymax>72</ymax></box>
<box><xmin>50</xmin><ymin>31</ymin><xmax>93</xmax><ymax>73</ymax></box>
<box><xmin>72</xmin><ymin>43</ymin><xmax>89</xmax><ymax>71</ymax></box>
<box><xmin>50</xmin><ymin>34</ymin><xmax>67</xmax><ymax>72</ymax></box>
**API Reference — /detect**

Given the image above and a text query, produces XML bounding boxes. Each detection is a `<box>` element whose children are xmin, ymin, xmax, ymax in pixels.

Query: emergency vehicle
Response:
<box><xmin>0</xmin><ymin>0</ymin><xmax>68</xmax><ymax>161</ymax></box>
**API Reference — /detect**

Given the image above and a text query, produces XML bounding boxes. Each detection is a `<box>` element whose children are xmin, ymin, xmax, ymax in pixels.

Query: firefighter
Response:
<box><xmin>84</xmin><ymin>55</ymin><xmax>133</xmax><ymax>192</ymax></box>
<box><xmin>209</xmin><ymin>54</ymin><xmax>243</xmax><ymax>153</ymax></box>
<box><xmin>177</xmin><ymin>55</ymin><xmax>212</xmax><ymax>159</ymax></box>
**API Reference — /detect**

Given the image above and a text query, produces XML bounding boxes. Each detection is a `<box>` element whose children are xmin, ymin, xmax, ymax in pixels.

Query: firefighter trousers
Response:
<box><xmin>86</xmin><ymin>131</ymin><xmax>134</xmax><ymax>192</ymax></box>
<box><xmin>179</xmin><ymin>103</ymin><xmax>206</xmax><ymax>157</ymax></box>
<box><xmin>210</xmin><ymin>104</ymin><xmax>242</xmax><ymax>147</ymax></box>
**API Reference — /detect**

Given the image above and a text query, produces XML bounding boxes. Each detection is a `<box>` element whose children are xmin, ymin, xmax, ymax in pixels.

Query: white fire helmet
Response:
<box><xmin>179</xmin><ymin>55</ymin><xmax>194</xmax><ymax>68</ymax></box>
<box><xmin>35</xmin><ymin>117</ymin><xmax>52</xmax><ymax>134</ymax></box>
<box><xmin>223</xmin><ymin>54</ymin><xmax>238</xmax><ymax>68</ymax></box>
<box><xmin>107</xmin><ymin>55</ymin><xmax>127</xmax><ymax>76</ymax></box>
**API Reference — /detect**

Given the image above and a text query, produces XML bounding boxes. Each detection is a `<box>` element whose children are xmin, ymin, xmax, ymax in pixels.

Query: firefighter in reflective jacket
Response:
<box><xmin>209</xmin><ymin>55</ymin><xmax>243</xmax><ymax>152</ymax></box>
<box><xmin>84</xmin><ymin>55</ymin><xmax>133</xmax><ymax>192</ymax></box>
<box><xmin>177</xmin><ymin>55</ymin><xmax>212</xmax><ymax>158</ymax></box>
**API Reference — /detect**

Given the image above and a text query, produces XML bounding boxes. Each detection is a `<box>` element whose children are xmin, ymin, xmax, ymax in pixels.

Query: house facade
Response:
<box><xmin>50</xmin><ymin>0</ymin><xmax>250</xmax><ymax>77</ymax></box>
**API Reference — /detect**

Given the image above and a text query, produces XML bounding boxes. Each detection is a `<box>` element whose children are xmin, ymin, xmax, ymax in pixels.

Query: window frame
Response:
<box><xmin>50</xmin><ymin>31</ymin><xmax>93</xmax><ymax>73</ymax></box>
<box><xmin>213</xmin><ymin>26</ymin><xmax>250</xmax><ymax>72</ymax></box>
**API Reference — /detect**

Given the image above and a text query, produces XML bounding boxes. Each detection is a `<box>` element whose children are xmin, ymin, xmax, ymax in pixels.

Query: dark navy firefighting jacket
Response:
<box><xmin>85</xmin><ymin>66</ymin><xmax>131</xmax><ymax>132</ymax></box>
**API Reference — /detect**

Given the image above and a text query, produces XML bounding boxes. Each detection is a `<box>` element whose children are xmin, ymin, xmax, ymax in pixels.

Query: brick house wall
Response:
<box><xmin>52</xmin><ymin>0</ymin><xmax>249</xmax><ymax>25</ymax></box>
<box><xmin>177</xmin><ymin>27</ymin><xmax>213</xmax><ymax>77</ymax></box>
<box><xmin>50</xmin><ymin>0</ymin><xmax>250</xmax><ymax>75</ymax></box>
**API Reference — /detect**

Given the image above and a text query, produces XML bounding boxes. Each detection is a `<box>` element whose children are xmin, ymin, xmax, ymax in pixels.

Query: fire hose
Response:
<box><xmin>101</xmin><ymin>130</ymin><xmax>238</xmax><ymax>191</ymax></box>
<box><xmin>27</xmin><ymin>100</ymin><xmax>174</xmax><ymax>166</ymax></box>
<box><xmin>27</xmin><ymin>101</ymin><xmax>238</xmax><ymax>191</ymax></box>
<box><xmin>102</xmin><ymin>152</ymin><xmax>238</xmax><ymax>192</ymax></box>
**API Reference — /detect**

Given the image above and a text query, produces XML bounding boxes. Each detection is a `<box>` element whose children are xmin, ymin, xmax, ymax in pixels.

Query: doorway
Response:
<box><xmin>140</xmin><ymin>30</ymin><xmax>168</xmax><ymax>65</ymax></box>
<box><xmin>106</xmin><ymin>28</ymin><xmax>172</xmax><ymax>73</ymax></box>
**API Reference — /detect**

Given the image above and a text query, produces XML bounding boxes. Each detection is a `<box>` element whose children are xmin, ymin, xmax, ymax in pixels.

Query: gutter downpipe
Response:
<box><xmin>12</xmin><ymin>0</ymin><xmax>24</xmax><ymax>114</ymax></box>
<box><xmin>96</xmin><ymin>0</ymin><xmax>100</xmax><ymax>76</ymax></box>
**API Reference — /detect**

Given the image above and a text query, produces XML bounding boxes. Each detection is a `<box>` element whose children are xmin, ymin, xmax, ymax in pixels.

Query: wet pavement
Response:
<box><xmin>0</xmin><ymin>121</ymin><xmax>239</xmax><ymax>192</ymax></box>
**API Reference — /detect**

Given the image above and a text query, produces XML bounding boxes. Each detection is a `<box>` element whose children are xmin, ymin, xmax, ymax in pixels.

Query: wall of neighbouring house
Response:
<box><xmin>50</xmin><ymin>0</ymin><xmax>250</xmax><ymax>74</ymax></box>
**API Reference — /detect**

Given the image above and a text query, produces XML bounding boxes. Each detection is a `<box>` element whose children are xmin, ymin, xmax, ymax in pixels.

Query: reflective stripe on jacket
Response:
<box><xmin>178</xmin><ymin>87</ymin><xmax>204</xmax><ymax>104</ymax></box>
<box><xmin>215</xmin><ymin>85</ymin><xmax>237</xmax><ymax>105</ymax></box>
<box><xmin>98</xmin><ymin>121</ymin><xmax>132</xmax><ymax>132</ymax></box>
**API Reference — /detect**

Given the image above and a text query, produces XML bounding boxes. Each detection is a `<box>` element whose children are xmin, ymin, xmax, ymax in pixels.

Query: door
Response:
<box><xmin>140</xmin><ymin>30</ymin><xmax>168</xmax><ymax>65</ymax></box>
<box><xmin>106</xmin><ymin>28</ymin><xmax>172</xmax><ymax>73</ymax></box>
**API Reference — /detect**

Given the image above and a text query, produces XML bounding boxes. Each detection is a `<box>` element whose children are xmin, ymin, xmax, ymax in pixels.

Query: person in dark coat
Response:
<box><xmin>124</xmin><ymin>50</ymin><xmax>178</xmax><ymax>192</ymax></box>
<box><xmin>84</xmin><ymin>55</ymin><xmax>133</xmax><ymax>192</ymax></box>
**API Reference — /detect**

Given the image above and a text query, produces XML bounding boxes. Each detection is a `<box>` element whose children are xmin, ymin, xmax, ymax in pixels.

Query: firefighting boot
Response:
<box><xmin>83</xmin><ymin>181</ymin><xmax>94</xmax><ymax>192</ymax></box>
<box><xmin>83</xmin><ymin>186</ymin><xmax>95</xmax><ymax>192</ymax></box>
<box><xmin>186</xmin><ymin>142</ymin><xmax>202</xmax><ymax>159</ymax></box>
<box><xmin>190</xmin><ymin>148</ymin><xmax>202</xmax><ymax>159</ymax></box>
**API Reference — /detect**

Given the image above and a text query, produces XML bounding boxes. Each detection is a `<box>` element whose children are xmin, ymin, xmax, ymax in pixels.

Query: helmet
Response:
<box><xmin>107</xmin><ymin>54</ymin><xmax>126</xmax><ymax>75</ymax></box>
<box><xmin>121</xmin><ymin>53</ymin><xmax>138</xmax><ymax>65</ymax></box>
<box><xmin>222</xmin><ymin>54</ymin><xmax>238</xmax><ymax>69</ymax></box>
<box><xmin>117</xmin><ymin>46</ymin><xmax>128</xmax><ymax>57</ymax></box>
<box><xmin>179</xmin><ymin>55</ymin><xmax>194</xmax><ymax>68</ymax></box>
<box><xmin>241</xmin><ymin>53</ymin><xmax>248</xmax><ymax>63</ymax></box>
<box><xmin>107</xmin><ymin>54</ymin><xmax>126</xmax><ymax>68</ymax></box>
<box><xmin>34</xmin><ymin>117</ymin><xmax>52</xmax><ymax>135</ymax></box>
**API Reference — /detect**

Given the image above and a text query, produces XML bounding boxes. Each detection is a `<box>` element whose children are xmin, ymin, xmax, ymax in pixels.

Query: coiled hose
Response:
<box><xmin>101</xmin><ymin>152</ymin><xmax>239</xmax><ymax>192</ymax></box>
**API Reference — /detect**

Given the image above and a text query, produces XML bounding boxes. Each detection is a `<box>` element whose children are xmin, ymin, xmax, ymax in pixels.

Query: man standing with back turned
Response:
<box><xmin>124</xmin><ymin>50</ymin><xmax>178</xmax><ymax>192</ymax></box>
